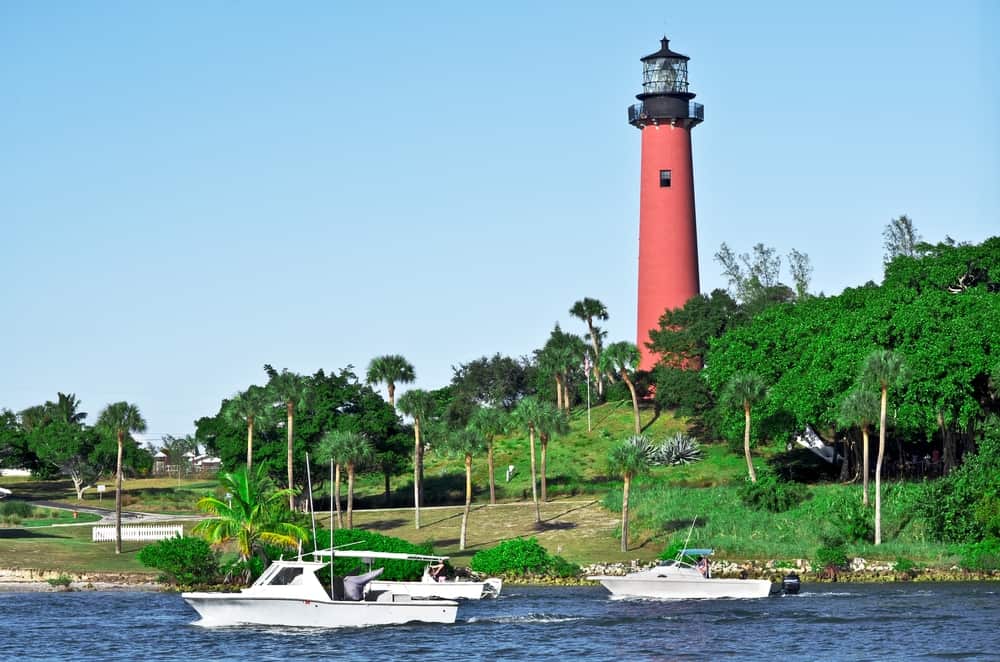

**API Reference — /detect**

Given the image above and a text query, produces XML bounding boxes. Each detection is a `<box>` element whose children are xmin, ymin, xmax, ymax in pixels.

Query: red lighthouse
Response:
<box><xmin>629</xmin><ymin>36</ymin><xmax>704</xmax><ymax>370</ymax></box>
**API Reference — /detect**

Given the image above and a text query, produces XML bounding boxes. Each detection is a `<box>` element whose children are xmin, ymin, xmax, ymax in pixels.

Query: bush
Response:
<box><xmin>739</xmin><ymin>468</ymin><xmax>808</xmax><ymax>513</ymax></box>
<box><xmin>310</xmin><ymin>528</ymin><xmax>435</xmax><ymax>581</ymax></box>
<box><xmin>1</xmin><ymin>501</ymin><xmax>33</xmax><ymax>518</ymax></box>
<box><xmin>830</xmin><ymin>493</ymin><xmax>873</xmax><ymax>543</ymax></box>
<box><xmin>814</xmin><ymin>545</ymin><xmax>848</xmax><ymax>569</ymax></box>
<box><xmin>651</xmin><ymin>433</ymin><xmax>703</xmax><ymax>465</ymax></box>
<box><xmin>893</xmin><ymin>557</ymin><xmax>916</xmax><ymax>573</ymax></box>
<box><xmin>470</xmin><ymin>537</ymin><xmax>579</xmax><ymax>578</ymax></box>
<box><xmin>137</xmin><ymin>535</ymin><xmax>220</xmax><ymax>585</ymax></box>
<box><xmin>46</xmin><ymin>575</ymin><xmax>72</xmax><ymax>588</ymax></box>
<box><xmin>958</xmin><ymin>538</ymin><xmax>1000</xmax><ymax>571</ymax></box>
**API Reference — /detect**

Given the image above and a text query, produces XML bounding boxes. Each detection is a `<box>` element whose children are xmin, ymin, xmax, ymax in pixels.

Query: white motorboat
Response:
<box><xmin>588</xmin><ymin>548</ymin><xmax>773</xmax><ymax>600</ymax></box>
<box><xmin>342</xmin><ymin>550</ymin><xmax>502</xmax><ymax>600</ymax></box>
<box><xmin>182</xmin><ymin>551</ymin><xmax>458</xmax><ymax>628</ymax></box>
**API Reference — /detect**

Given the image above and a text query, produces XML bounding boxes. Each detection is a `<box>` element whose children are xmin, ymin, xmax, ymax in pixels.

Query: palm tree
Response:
<box><xmin>600</xmin><ymin>341</ymin><xmax>643</xmax><ymax>434</ymax></box>
<box><xmin>838</xmin><ymin>387</ymin><xmax>880</xmax><ymax>505</ymax></box>
<box><xmin>397</xmin><ymin>388</ymin><xmax>436</xmax><ymax>529</ymax></box>
<box><xmin>96</xmin><ymin>401</ymin><xmax>147</xmax><ymax>554</ymax></box>
<box><xmin>51</xmin><ymin>392</ymin><xmax>87</xmax><ymax>426</ymax></box>
<box><xmin>223</xmin><ymin>385</ymin><xmax>269</xmax><ymax>471</ymax></box>
<box><xmin>340</xmin><ymin>433</ymin><xmax>375</xmax><ymax>529</ymax></box>
<box><xmin>511</xmin><ymin>396</ymin><xmax>545</xmax><ymax>522</ymax></box>
<box><xmin>608</xmin><ymin>435</ymin><xmax>653</xmax><ymax>552</ymax></box>
<box><xmin>721</xmin><ymin>372</ymin><xmax>767</xmax><ymax>484</ymax></box>
<box><xmin>536</xmin><ymin>402</ymin><xmax>569</xmax><ymax>502</ymax></box>
<box><xmin>365</xmin><ymin>354</ymin><xmax>415</xmax><ymax>408</ymax></box>
<box><xmin>193</xmin><ymin>466</ymin><xmax>308</xmax><ymax>584</ymax></box>
<box><xmin>467</xmin><ymin>406</ymin><xmax>507</xmax><ymax>504</ymax></box>
<box><xmin>862</xmin><ymin>349</ymin><xmax>906</xmax><ymax>545</ymax></box>
<box><xmin>315</xmin><ymin>429</ymin><xmax>353</xmax><ymax>528</ymax></box>
<box><xmin>570</xmin><ymin>297</ymin><xmax>609</xmax><ymax>397</ymax></box>
<box><xmin>264</xmin><ymin>365</ymin><xmax>310</xmax><ymax>509</ymax></box>
<box><xmin>445</xmin><ymin>428</ymin><xmax>488</xmax><ymax>550</ymax></box>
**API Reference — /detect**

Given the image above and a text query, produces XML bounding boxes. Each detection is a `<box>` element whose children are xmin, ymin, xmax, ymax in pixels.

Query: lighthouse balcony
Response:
<box><xmin>629</xmin><ymin>101</ymin><xmax>704</xmax><ymax>127</ymax></box>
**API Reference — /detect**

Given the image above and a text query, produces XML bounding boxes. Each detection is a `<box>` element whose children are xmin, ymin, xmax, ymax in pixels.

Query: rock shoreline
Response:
<box><xmin>0</xmin><ymin>567</ymin><xmax>160</xmax><ymax>593</ymax></box>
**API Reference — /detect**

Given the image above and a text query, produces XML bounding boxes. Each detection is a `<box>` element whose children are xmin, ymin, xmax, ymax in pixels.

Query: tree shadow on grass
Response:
<box><xmin>360</xmin><ymin>518</ymin><xmax>409</xmax><ymax>531</ymax></box>
<box><xmin>0</xmin><ymin>528</ymin><xmax>66</xmax><ymax>540</ymax></box>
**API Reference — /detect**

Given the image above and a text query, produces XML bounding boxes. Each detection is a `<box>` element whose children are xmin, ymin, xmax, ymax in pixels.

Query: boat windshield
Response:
<box><xmin>267</xmin><ymin>566</ymin><xmax>305</xmax><ymax>586</ymax></box>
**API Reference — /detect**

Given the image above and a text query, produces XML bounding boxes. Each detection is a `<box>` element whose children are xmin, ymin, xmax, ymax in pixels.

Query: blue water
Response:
<box><xmin>1</xmin><ymin>583</ymin><xmax>998</xmax><ymax>661</ymax></box>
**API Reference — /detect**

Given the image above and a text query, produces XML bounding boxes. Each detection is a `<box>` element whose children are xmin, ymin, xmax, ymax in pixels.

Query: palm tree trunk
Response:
<box><xmin>744</xmin><ymin>403</ymin><xmax>757</xmax><ymax>483</ymax></box>
<box><xmin>588</xmin><ymin>324</ymin><xmax>604</xmax><ymax>398</ymax></box>
<box><xmin>861</xmin><ymin>424</ymin><xmax>870</xmax><ymax>505</ymax></box>
<box><xmin>540</xmin><ymin>437</ymin><xmax>548</xmax><ymax>502</ymax></box>
<box><xmin>554</xmin><ymin>376</ymin><xmax>563</xmax><ymax>411</ymax></box>
<box><xmin>460</xmin><ymin>455</ymin><xmax>472</xmax><ymax>551</ymax></box>
<box><xmin>488</xmin><ymin>442</ymin><xmax>496</xmax><ymax>505</ymax></box>
<box><xmin>246</xmin><ymin>416</ymin><xmax>254</xmax><ymax>471</ymax></box>
<box><xmin>286</xmin><ymin>402</ymin><xmax>295</xmax><ymax>510</ymax></box>
<box><xmin>413</xmin><ymin>419</ymin><xmax>422</xmax><ymax>529</ymax></box>
<box><xmin>623</xmin><ymin>372</ymin><xmax>640</xmax><ymax>435</ymax></box>
<box><xmin>347</xmin><ymin>463</ymin><xmax>355</xmax><ymax>529</ymax></box>
<box><xmin>334</xmin><ymin>464</ymin><xmax>343</xmax><ymax>528</ymax></box>
<box><xmin>529</xmin><ymin>427</ymin><xmax>540</xmax><ymax>522</ymax></box>
<box><xmin>115</xmin><ymin>429</ymin><xmax>124</xmax><ymax>555</ymax></box>
<box><xmin>621</xmin><ymin>474</ymin><xmax>631</xmax><ymax>552</ymax></box>
<box><xmin>388</xmin><ymin>382</ymin><xmax>396</xmax><ymax>409</ymax></box>
<box><xmin>875</xmin><ymin>388</ymin><xmax>887</xmax><ymax>545</ymax></box>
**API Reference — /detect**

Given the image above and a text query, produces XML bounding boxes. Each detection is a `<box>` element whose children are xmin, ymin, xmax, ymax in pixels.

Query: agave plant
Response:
<box><xmin>651</xmin><ymin>433</ymin><xmax>703</xmax><ymax>466</ymax></box>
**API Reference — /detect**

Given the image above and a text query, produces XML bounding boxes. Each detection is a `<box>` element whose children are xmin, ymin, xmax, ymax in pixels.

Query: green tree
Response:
<box><xmin>600</xmin><ymin>341</ymin><xmax>642</xmax><ymax>435</ymax></box>
<box><xmin>192</xmin><ymin>466</ymin><xmax>308</xmax><ymax>584</ymax></box>
<box><xmin>338</xmin><ymin>432</ymin><xmax>374</xmax><ymax>529</ymax></box>
<box><xmin>570</xmin><ymin>297</ymin><xmax>610</xmax><ymax>397</ymax></box>
<box><xmin>450</xmin><ymin>353</ymin><xmax>536</xmax><ymax>414</ymax></box>
<box><xmin>264</xmin><ymin>365</ymin><xmax>310</xmax><ymax>509</ymax></box>
<box><xmin>443</xmin><ymin>428</ymin><xmax>488</xmax><ymax>550</ymax></box>
<box><xmin>316</xmin><ymin>429</ymin><xmax>352</xmax><ymax>528</ymax></box>
<box><xmin>511</xmin><ymin>396</ymin><xmax>545</xmax><ymax>522</ymax></box>
<box><xmin>365</xmin><ymin>354</ymin><xmax>415</xmax><ymax>409</ymax></box>
<box><xmin>223</xmin><ymin>385</ymin><xmax>270</xmax><ymax>471</ymax></box>
<box><xmin>883</xmin><ymin>214</ymin><xmax>921</xmax><ymax>264</ymax></box>
<box><xmin>29</xmin><ymin>423</ymin><xmax>110</xmax><ymax>499</ymax></box>
<box><xmin>536</xmin><ymin>324</ymin><xmax>587</xmax><ymax>412</ymax></box>
<box><xmin>838</xmin><ymin>387</ymin><xmax>880</xmax><ymax>505</ymax></box>
<box><xmin>96</xmin><ymin>401</ymin><xmax>147</xmax><ymax>554</ymax></box>
<box><xmin>720</xmin><ymin>373</ymin><xmax>767</xmax><ymax>483</ymax></box>
<box><xmin>467</xmin><ymin>406</ymin><xmax>508</xmax><ymax>504</ymax></box>
<box><xmin>862</xmin><ymin>349</ymin><xmax>907</xmax><ymax>545</ymax></box>
<box><xmin>608</xmin><ymin>435</ymin><xmax>653</xmax><ymax>552</ymax></box>
<box><xmin>536</xmin><ymin>402</ymin><xmax>569</xmax><ymax>502</ymax></box>
<box><xmin>397</xmin><ymin>388</ymin><xmax>436</xmax><ymax>529</ymax></box>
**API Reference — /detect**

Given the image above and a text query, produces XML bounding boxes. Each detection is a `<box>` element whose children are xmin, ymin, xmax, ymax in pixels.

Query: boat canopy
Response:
<box><xmin>681</xmin><ymin>548</ymin><xmax>714</xmax><ymax>557</ymax></box>
<box><xmin>312</xmin><ymin>549</ymin><xmax>449</xmax><ymax>563</ymax></box>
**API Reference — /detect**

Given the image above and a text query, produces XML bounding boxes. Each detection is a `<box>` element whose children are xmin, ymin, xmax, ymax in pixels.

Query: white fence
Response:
<box><xmin>92</xmin><ymin>524</ymin><xmax>184</xmax><ymax>542</ymax></box>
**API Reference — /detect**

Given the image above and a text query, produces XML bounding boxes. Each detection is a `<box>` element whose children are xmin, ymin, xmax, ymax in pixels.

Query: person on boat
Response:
<box><xmin>427</xmin><ymin>561</ymin><xmax>447</xmax><ymax>582</ymax></box>
<box><xmin>696</xmin><ymin>556</ymin><xmax>709</xmax><ymax>578</ymax></box>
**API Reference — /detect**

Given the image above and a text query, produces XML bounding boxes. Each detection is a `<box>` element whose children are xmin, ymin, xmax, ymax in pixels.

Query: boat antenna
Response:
<box><xmin>329</xmin><ymin>457</ymin><xmax>335</xmax><ymax>600</ymax></box>
<box><xmin>306</xmin><ymin>452</ymin><xmax>318</xmax><ymax>553</ymax></box>
<box><xmin>678</xmin><ymin>516</ymin><xmax>698</xmax><ymax>561</ymax></box>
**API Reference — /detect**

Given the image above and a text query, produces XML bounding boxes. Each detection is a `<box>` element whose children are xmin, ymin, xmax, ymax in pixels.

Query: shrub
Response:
<box><xmin>310</xmin><ymin>528</ymin><xmax>435</xmax><ymax>581</ymax></box>
<box><xmin>1</xmin><ymin>501</ymin><xmax>33</xmax><ymax>518</ymax></box>
<box><xmin>893</xmin><ymin>557</ymin><xmax>916</xmax><ymax>573</ymax></box>
<box><xmin>958</xmin><ymin>538</ymin><xmax>1000</xmax><ymax>571</ymax></box>
<box><xmin>651</xmin><ymin>433</ymin><xmax>703</xmax><ymax>465</ymax></box>
<box><xmin>137</xmin><ymin>535</ymin><xmax>220</xmax><ymax>585</ymax></box>
<box><xmin>470</xmin><ymin>537</ymin><xmax>579</xmax><ymax>578</ymax></box>
<box><xmin>739</xmin><ymin>467</ymin><xmax>808</xmax><ymax>513</ymax></box>
<box><xmin>814</xmin><ymin>545</ymin><xmax>848</xmax><ymax>569</ymax></box>
<box><xmin>831</xmin><ymin>493</ymin><xmax>873</xmax><ymax>543</ymax></box>
<box><xmin>46</xmin><ymin>575</ymin><xmax>72</xmax><ymax>588</ymax></box>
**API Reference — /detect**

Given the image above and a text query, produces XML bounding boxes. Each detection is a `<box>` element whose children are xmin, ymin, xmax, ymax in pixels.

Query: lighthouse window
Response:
<box><xmin>659</xmin><ymin>170</ymin><xmax>672</xmax><ymax>187</ymax></box>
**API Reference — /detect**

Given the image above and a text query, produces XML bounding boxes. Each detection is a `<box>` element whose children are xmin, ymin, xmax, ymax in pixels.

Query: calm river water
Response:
<box><xmin>2</xmin><ymin>582</ymin><xmax>998</xmax><ymax>661</ymax></box>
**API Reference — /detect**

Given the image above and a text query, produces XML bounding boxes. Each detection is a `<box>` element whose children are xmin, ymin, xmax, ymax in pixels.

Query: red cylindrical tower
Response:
<box><xmin>629</xmin><ymin>36</ymin><xmax>704</xmax><ymax>370</ymax></box>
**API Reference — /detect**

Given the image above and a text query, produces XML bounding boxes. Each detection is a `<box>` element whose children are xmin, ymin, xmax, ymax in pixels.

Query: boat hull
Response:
<box><xmin>182</xmin><ymin>593</ymin><xmax>458</xmax><ymax>628</ymax></box>
<box><xmin>589</xmin><ymin>576</ymin><xmax>773</xmax><ymax>600</ymax></box>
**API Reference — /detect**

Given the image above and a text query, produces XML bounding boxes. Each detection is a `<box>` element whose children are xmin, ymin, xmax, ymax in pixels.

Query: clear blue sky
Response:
<box><xmin>2</xmin><ymin>1</ymin><xmax>997</xmax><ymax>439</ymax></box>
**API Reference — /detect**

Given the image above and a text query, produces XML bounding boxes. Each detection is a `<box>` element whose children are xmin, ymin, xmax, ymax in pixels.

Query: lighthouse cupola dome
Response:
<box><xmin>638</xmin><ymin>36</ymin><xmax>695</xmax><ymax>100</ymax></box>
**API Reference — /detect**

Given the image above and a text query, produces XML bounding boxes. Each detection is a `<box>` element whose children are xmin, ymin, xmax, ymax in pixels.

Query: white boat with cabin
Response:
<box><xmin>588</xmin><ymin>548</ymin><xmax>773</xmax><ymax>600</ymax></box>
<box><xmin>182</xmin><ymin>550</ymin><xmax>458</xmax><ymax>628</ymax></box>
<box><xmin>342</xmin><ymin>550</ymin><xmax>502</xmax><ymax>600</ymax></box>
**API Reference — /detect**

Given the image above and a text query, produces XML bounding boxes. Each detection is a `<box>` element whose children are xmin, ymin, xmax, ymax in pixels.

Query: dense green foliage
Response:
<box><xmin>470</xmin><ymin>537</ymin><xmax>579</xmax><ymax>577</ymax></box>
<box><xmin>916</xmin><ymin>417</ymin><xmax>1000</xmax><ymax>544</ymax></box>
<box><xmin>738</xmin><ymin>467</ymin><xmax>808</xmax><ymax>513</ymax></box>
<box><xmin>312</xmin><ymin>528</ymin><xmax>435</xmax><ymax>581</ymax></box>
<box><xmin>137</xmin><ymin>535</ymin><xmax>220</xmax><ymax>585</ymax></box>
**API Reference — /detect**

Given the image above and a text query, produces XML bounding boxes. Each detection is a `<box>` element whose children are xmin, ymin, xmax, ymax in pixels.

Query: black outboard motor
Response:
<box><xmin>782</xmin><ymin>572</ymin><xmax>801</xmax><ymax>595</ymax></box>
